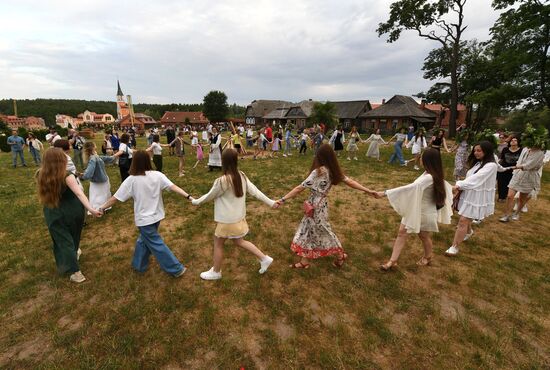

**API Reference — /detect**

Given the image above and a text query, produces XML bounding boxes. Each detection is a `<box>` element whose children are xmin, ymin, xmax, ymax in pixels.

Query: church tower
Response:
<box><xmin>116</xmin><ymin>80</ymin><xmax>130</xmax><ymax>120</ymax></box>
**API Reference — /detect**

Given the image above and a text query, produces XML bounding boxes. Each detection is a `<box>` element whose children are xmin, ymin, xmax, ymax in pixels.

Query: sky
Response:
<box><xmin>0</xmin><ymin>0</ymin><xmax>503</xmax><ymax>106</ymax></box>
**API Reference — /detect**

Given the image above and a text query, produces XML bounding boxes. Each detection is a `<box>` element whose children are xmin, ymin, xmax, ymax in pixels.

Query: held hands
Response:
<box><xmin>90</xmin><ymin>208</ymin><xmax>103</xmax><ymax>218</ymax></box>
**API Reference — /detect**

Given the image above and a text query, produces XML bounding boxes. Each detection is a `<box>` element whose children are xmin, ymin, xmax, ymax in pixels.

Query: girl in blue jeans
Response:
<box><xmin>99</xmin><ymin>150</ymin><xmax>194</xmax><ymax>277</ymax></box>
<box><xmin>387</xmin><ymin>127</ymin><xmax>409</xmax><ymax>166</ymax></box>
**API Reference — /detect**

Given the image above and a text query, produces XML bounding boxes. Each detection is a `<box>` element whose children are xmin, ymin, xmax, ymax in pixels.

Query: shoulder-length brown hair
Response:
<box><xmin>37</xmin><ymin>148</ymin><xmax>68</xmax><ymax>208</ymax></box>
<box><xmin>310</xmin><ymin>144</ymin><xmax>345</xmax><ymax>185</ymax></box>
<box><xmin>129</xmin><ymin>150</ymin><xmax>152</xmax><ymax>176</ymax></box>
<box><xmin>421</xmin><ymin>148</ymin><xmax>446</xmax><ymax>209</ymax></box>
<box><xmin>222</xmin><ymin>149</ymin><xmax>243</xmax><ymax>197</ymax></box>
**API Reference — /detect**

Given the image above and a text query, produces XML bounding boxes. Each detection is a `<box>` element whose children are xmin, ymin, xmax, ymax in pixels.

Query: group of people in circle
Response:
<box><xmin>32</xmin><ymin>122</ymin><xmax>548</xmax><ymax>283</ymax></box>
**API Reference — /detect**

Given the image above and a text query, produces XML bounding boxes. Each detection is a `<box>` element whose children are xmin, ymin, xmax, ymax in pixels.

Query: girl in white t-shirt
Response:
<box><xmin>99</xmin><ymin>150</ymin><xmax>194</xmax><ymax>277</ymax></box>
<box><xmin>406</xmin><ymin>129</ymin><xmax>428</xmax><ymax>170</ymax></box>
<box><xmin>146</xmin><ymin>134</ymin><xmax>167</xmax><ymax>172</ymax></box>
<box><xmin>192</xmin><ymin>148</ymin><xmax>279</xmax><ymax>280</ymax></box>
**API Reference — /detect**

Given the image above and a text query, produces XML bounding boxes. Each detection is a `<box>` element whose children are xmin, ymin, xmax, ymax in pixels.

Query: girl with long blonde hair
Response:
<box><xmin>37</xmin><ymin>148</ymin><xmax>102</xmax><ymax>283</ymax></box>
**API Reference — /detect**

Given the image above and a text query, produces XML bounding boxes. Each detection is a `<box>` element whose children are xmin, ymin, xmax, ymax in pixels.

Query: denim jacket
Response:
<box><xmin>81</xmin><ymin>155</ymin><xmax>114</xmax><ymax>183</ymax></box>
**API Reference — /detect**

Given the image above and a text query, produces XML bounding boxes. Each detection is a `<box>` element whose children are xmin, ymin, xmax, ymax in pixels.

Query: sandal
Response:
<box><xmin>290</xmin><ymin>262</ymin><xmax>310</xmax><ymax>269</ymax></box>
<box><xmin>380</xmin><ymin>260</ymin><xmax>398</xmax><ymax>271</ymax></box>
<box><xmin>333</xmin><ymin>253</ymin><xmax>348</xmax><ymax>268</ymax></box>
<box><xmin>416</xmin><ymin>255</ymin><xmax>433</xmax><ymax>266</ymax></box>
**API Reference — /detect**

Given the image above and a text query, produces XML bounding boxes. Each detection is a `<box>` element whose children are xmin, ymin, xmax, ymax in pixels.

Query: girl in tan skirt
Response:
<box><xmin>192</xmin><ymin>149</ymin><xmax>280</xmax><ymax>280</ymax></box>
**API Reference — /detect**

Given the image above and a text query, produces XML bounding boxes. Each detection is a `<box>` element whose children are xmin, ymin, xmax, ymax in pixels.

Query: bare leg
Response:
<box><xmin>213</xmin><ymin>236</ymin><xmax>226</xmax><ymax>272</ymax></box>
<box><xmin>389</xmin><ymin>224</ymin><xmax>409</xmax><ymax>261</ymax></box>
<box><xmin>418</xmin><ymin>231</ymin><xmax>433</xmax><ymax>258</ymax></box>
<box><xmin>504</xmin><ymin>189</ymin><xmax>517</xmax><ymax>215</ymax></box>
<box><xmin>452</xmin><ymin>216</ymin><xmax>472</xmax><ymax>248</ymax></box>
<box><xmin>232</xmin><ymin>238</ymin><xmax>266</xmax><ymax>260</ymax></box>
<box><xmin>517</xmin><ymin>192</ymin><xmax>530</xmax><ymax>213</ymax></box>
<box><xmin>193</xmin><ymin>160</ymin><xmax>199</xmax><ymax>169</ymax></box>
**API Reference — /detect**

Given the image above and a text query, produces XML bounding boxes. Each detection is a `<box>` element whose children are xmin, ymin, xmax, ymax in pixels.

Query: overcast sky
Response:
<box><xmin>0</xmin><ymin>0</ymin><xmax>503</xmax><ymax>106</ymax></box>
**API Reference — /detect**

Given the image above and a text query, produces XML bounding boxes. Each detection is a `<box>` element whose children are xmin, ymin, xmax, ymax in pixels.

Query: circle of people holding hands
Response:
<box><xmin>26</xmin><ymin>120</ymin><xmax>548</xmax><ymax>283</ymax></box>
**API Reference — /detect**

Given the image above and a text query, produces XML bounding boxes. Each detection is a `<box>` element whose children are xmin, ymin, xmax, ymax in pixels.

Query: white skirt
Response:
<box><xmin>89</xmin><ymin>179</ymin><xmax>111</xmax><ymax>209</ymax></box>
<box><xmin>457</xmin><ymin>187</ymin><xmax>495</xmax><ymax>220</ymax></box>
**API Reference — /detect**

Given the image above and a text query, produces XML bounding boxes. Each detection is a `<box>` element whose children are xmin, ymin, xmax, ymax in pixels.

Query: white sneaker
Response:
<box><xmin>472</xmin><ymin>219</ymin><xmax>482</xmax><ymax>225</ymax></box>
<box><xmin>445</xmin><ymin>246</ymin><xmax>459</xmax><ymax>256</ymax></box>
<box><xmin>200</xmin><ymin>267</ymin><xmax>222</xmax><ymax>280</ymax></box>
<box><xmin>511</xmin><ymin>212</ymin><xmax>519</xmax><ymax>221</ymax></box>
<box><xmin>174</xmin><ymin>267</ymin><xmax>187</xmax><ymax>278</ymax></box>
<box><xmin>347</xmin><ymin>157</ymin><xmax>351</xmax><ymax>160</ymax></box>
<box><xmin>70</xmin><ymin>271</ymin><xmax>86</xmax><ymax>283</ymax></box>
<box><xmin>414</xmin><ymin>165</ymin><xmax>420</xmax><ymax>170</ymax></box>
<box><xmin>283</xmin><ymin>154</ymin><xmax>287</xmax><ymax>157</ymax></box>
<box><xmin>463</xmin><ymin>229</ymin><xmax>474</xmax><ymax>241</ymax></box>
<box><xmin>499</xmin><ymin>215</ymin><xmax>510</xmax><ymax>223</ymax></box>
<box><xmin>521</xmin><ymin>205</ymin><xmax>528</xmax><ymax>213</ymax></box>
<box><xmin>259</xmin><ymin>256</ymin><xmax>273</xmax><ymax>274</ymax></box>
<box><xmin>77</xmin><ymin>248</ymin><xmax>82</xmax><ymax>260</ymax></box>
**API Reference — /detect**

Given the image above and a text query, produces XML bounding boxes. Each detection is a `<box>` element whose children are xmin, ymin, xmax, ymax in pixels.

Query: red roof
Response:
<box><xmin>424</xmin><ymin>103</ymin><xmax>467</xmax><ymax>111</ymax></box>
<box><xmin>370</xmin><ymin>103</ymin><xmax>382</xmax><ymax>109</ymax></box>
<box><xmin>161</xmin><ymin>111</ymin><xmax>208</xmax><ymax>124</ymax></box>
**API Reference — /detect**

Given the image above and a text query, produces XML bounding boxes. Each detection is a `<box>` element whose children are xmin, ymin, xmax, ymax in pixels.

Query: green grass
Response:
<box><xmin>0</xmin><ymin>134</ymin><xmax>549</xmax><ymax>369</ymax></box>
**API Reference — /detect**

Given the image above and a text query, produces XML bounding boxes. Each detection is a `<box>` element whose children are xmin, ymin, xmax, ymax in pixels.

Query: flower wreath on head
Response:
<box><xmin>521</xmin><ymin>123</ymin><xmax>549</xmax><ymax>150</ymax></box>
<box><xmin>474</xmin><ymin>129</ymin><xmax>498</xmax><ymax>149</ymax></box>
<box><xmin>456</xmin><ymin>128</ymin><xmax>473</xmax><ymax>144</ymax></box>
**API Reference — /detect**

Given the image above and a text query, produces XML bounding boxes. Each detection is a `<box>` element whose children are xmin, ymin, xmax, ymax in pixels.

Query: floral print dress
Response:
<box><xmin>290</xmin><ymin>167</ymin><xmax>343</xmax><ymax>259</ymax></box>
<box><xmin>453</xmin><ymin>140</ymin><xmax>469</xmax><ymax>179</ymax></box>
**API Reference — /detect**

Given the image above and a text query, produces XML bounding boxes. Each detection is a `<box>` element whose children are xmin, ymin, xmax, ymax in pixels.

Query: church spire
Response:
<box><xmin>117</xmin><ymin>80</ymin><xmax>124</xmax><ymax>97</ymax></box>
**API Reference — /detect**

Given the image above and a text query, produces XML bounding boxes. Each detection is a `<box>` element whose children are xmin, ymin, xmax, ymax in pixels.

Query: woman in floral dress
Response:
<box><xmin>364</xmin><ymin>128</ymin><xmax>387</xmax><ymax>161</ymax></box>
<box><xmin>279</xmin><ymin>144</ymin><xmax>375</xmax><ymax>269</ymax></box>
<box><xmin>452</xmin><ymin>130</ymin><xmax>471</xmax><ymax>180</ymax></box>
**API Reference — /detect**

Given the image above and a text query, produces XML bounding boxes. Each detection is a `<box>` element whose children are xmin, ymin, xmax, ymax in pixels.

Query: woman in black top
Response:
<box><xmin>497</xmin><ymin>136</ymin><xmax>522</xmax><ymax>201</ymax></box>
<box><xmin>430</xmin><ymin>129</ymin><xmax>450</xmax><ymax>152</ymax></box>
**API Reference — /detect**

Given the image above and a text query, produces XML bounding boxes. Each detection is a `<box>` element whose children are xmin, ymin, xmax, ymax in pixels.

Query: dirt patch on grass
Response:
<box><xmin>274</xmin><ymin>319</ymin><xmax>295</xmax><ymax>341</ymax></box>
<box><xmin>57</xmin><ymin>315</ymin><xmax>84</xmax><ymax>332</ymax></box>
<box><xmin>439</xmin><ymin>293</ymin><xmax>465</xmax><ymax>321</ymax></box>
<box><xmin>0</xmin><ymin>336</ymin><xmax>52</xmax><ymax>367</ymax></box>
<box><xmin>11</xmin><ymin>284</ymin><xmax>55</xmax><ymax>320</ymax></box>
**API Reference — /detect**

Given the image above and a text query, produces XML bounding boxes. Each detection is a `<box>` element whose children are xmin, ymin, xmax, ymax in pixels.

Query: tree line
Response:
<box><xmin>0</xmin><ymin>98</ymin><xmax>246</xmax><ymax>127</ymax></box>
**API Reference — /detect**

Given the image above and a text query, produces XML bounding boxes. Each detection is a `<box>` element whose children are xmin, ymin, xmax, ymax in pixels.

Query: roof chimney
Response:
<box><xmin>420</xmin><ymin>99</ymin><xmax>426</xmax><ymax>109</ymax></box>
<box><xmin>382</xmin><ymin>99</ymin><xmax>386</xmax><ymax>104</ymax></box>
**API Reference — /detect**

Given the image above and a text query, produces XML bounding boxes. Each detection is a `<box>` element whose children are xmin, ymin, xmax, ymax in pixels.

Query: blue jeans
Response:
<box><xmin>30</xmin><ymin>148</ymin><xmax>41</xmax><ymax>165</ymax></box>
<box><xmin>132</xmin><ymin>222</ymin><xmax>184</xmax><ymax>276</ymax></box>
<box><xmin>11</xmin><ymin>150</ymin><xmax>26</xmax><ymax>166</ymax></box>
<box><xmin>388</xmin><ymin>141</ymin><xmax>405</xmax><ymax>165</ymax></box>
<box><xmin>284</xmin><ymin>138</ymin><xmax>292</xmax><ymax>155</ymax></box>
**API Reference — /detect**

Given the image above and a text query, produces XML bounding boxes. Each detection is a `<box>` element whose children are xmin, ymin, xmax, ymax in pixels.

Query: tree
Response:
<box><xmin>377</xmin><ymin>0</ymin><xmax>468</xmax><ymax>136</ymax></box>
<box><xmin>489</xmin><ymin>0</ymin><xmax>550</xmax><ymax>109</ymax></box>
<box><xmin>202</xmin><ymin>91</ymin><xmax>229</xmax><ymax>123</ymax></box>
<box><xmin>308</xmin><ymin>102</ymin><xmax>338</xmax><ymax>129</ymax></box>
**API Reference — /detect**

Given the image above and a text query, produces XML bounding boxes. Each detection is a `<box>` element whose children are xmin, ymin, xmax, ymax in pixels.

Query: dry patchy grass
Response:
<box><xmin>0</xmin><ymin>135</ymin><xmax>549</xmax><ymax>369</ymax></box>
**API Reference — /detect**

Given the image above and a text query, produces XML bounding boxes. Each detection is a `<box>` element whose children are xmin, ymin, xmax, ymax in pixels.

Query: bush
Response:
<box><xmin>505</xmin><ymin>108</ymin><xmax>550</xmax><ymax>133</ymax></box>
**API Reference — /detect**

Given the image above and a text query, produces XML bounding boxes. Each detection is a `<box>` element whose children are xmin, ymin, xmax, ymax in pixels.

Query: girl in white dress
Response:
<box><xmin>192</xmin><ymin>149</ymin><xmax>278</xmax><ymax>280</ymax></box>
<box><xmin>406</xmin><ymin>129</ymin><xmax>428</xmax><ymax>170</ymax></box>
<box><xmin>445</xmin><ymin>141</ymin><xmax>498</xmax><ymax>256</ymax></box>
<box><xmin>80</xmin><ymin>142</ymin><xmax>114</xmax><ymax>210</ymax></box>
<box><xmin>376</xmin><ymin>148</ymin><xmax>452</xmax><ymax>270</ymax></box>
<box><xmin>208</xmin><ymin>127</ymin><xmax>223</xmax><ymax>170</ymax></box>
<box><xmin>364</xmin><ymin>128</ymin><xmax>387</xmax><ymax>161</ymax></box>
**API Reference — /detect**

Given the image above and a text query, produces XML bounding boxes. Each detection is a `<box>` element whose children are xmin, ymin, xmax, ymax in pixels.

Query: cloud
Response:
<box><xmin>0</xmin><ymin>0</ymin><xmax>502</xmax><ymax>106</ymax></box>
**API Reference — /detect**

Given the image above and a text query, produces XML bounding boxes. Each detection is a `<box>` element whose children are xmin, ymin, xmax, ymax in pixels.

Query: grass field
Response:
<box><xmin>0</xmin><ymin>134</ymin><xmax>548</xmax><ymax>369</ymax></box>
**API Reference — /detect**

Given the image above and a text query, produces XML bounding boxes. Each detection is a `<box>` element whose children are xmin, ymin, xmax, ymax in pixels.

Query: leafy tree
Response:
<box><xmin>202</xmin><ymin>91</ymin><xmax>229</xmax><ymax>123</ymax></box>
<box><xmin>505</xmin><ymin>107</ymin><xmax>550</xmax><ymax>133</ymax></box>
<box><xmin>489</xmin><ymin>0</ymin><xmax>550</xmax><ymax>109</ymax></box>
<box><xmin>308</xmin><ymin>102</ymin><xmax>338</xmax><ymax>129</ymax></box>
<box><xmin>378</xmin><ymin>0</ymin><xmax>468</xmax><ymax>136</ymax></box>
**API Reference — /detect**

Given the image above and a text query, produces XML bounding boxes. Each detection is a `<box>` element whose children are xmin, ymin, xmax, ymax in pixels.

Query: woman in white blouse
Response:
<box><xmin>192</xmin><ymin>149</ymin><xmax>279</xmax><ymax>280</ymax></box>
<box><xmin>445</xmin><ymin>141</ymin><xmax>498</xmax><ymax>256</ymax></box>
<box><xmin>375</xmin><ymin>148</ymin><xmax>452</xmax><ymax>270</ymax></box>
<box><xmin>406</xmin><ymin>128</ymin><xmax>428</xmax><ymax>170</ymax></box>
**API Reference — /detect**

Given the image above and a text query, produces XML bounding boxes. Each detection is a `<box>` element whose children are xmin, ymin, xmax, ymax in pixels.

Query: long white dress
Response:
<box><xmin>386</xmin><ymin>173</ymin><xmax>453</xmax><ymax>234</ymax></box>
<box><xmin>508</xmin><ymin>148</ymin><xmax>545</xmax><ymax>194</ymax></box>
<box><xmin>455</xmin><ymin>162</ymin><xmax>498</xmax><ymax>220</ymax></box>
<box><xmin>208</xmin><ymin>134</ymin><xmax>222</xmax><ymax>167</ymax></box>
<box><xmin>365</xmin><ymin>134</ymin><xmax>387</xmax><ymax>158</ymax></box>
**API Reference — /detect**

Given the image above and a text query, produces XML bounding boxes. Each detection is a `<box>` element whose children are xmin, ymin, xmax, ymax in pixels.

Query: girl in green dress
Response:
<box><xmin>37</xmin><ymin>148</ymin><xmax>102</xmax><ymax>283</ymax></box>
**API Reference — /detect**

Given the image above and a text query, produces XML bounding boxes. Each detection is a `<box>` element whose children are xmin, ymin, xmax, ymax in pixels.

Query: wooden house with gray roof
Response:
<box><xmin>332</xmin><ymin>100</ymin><xmax>372</xmax><ymax>131</ymax></box>
<box><xmin>285</xmin><ymin>100</ymin><xmax>317</xmax><ymax>129</ymax></box>
<box><xmin>360</xmin><ymin>95</ymin><xmax>437</xmax><ymax>133</ymax></box>
<box><xmin>245</xmin><ymin>100</ymin><xmax>292</xmax><ymax>126</ymax></box>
